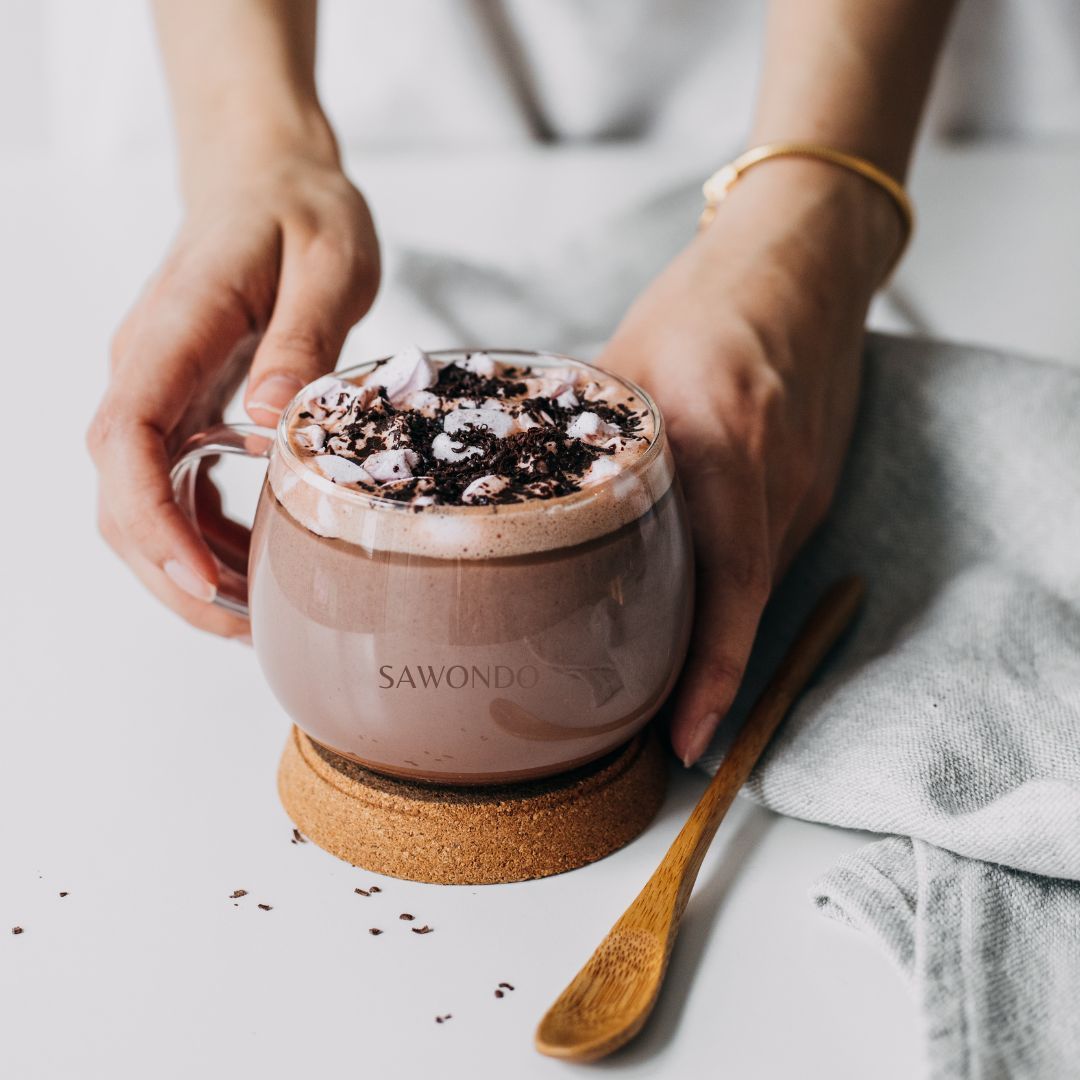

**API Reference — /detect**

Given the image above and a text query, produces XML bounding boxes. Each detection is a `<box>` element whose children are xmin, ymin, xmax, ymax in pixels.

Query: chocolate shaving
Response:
<box><xmin>11</xmin><ymin>926</ymin><xmax>23</xmax><ymax>935</ymax></box>
<box><xmin>435</xmin><ymin>1014</ymin><xmax>452</xmax><ymax>1024</ymax></box>
<box><xmin>257</xmin><ymin>904</ymin><xmax>272</xmax><ymax>911</ymax></box>
<box><xmin>59</xmin><ymin>892</ymin><xmax>69</xmax><ymax>898</ymax></box>
<box><xmin>369</xmin><ymin>928</ymin><xmax>383</xmax><ymax>936</ymax></box>
<box><xmin>354</xmin><ymin>888</ymin><xmax>370</xmax><ymax>897</ymax></box>
<box><xmin>399</xmin><ymin>913</ymin><xmax>415</xmax><ymax>921</ymax></box>
<box><xmin>229</xmin><ymin>889</ymin><xmax>247</xmax><ymax>899</ymax></box>
<box><xmin>369</xmin><ymin>886</ymin><xmax>382</xmax><ymax>894</ymax></box>
<box><xmin>292</xmin><ymin>359</ymin><xmax>649</xmax><ymax>507</ymax></box>
<box><xmin>411</xmin><ymin>925</ymin><xmax>434</xmax><ymax>935</ymax></box>
<box><xmin>291</xmin><ymin>828</ymin><xmax>307</xmax><ymax>844</ymax></box>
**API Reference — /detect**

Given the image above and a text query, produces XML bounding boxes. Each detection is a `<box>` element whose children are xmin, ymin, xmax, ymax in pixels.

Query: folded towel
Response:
<box><xmin>381</xmin><ymin>173</ymin><xmax>1079</xmax><ymax>1074</ymax></box>
<box><xmin>701</xmin><ymin>333</ymin><xmax>1080</xmax><ymax>1079</ymax></box>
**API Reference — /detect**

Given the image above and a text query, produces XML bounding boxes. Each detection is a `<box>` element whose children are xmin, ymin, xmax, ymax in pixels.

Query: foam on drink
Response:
<box><xmin>270</xmin><ymin>348</ymin><xmax>672</xmax><ymax>558</ymax></box>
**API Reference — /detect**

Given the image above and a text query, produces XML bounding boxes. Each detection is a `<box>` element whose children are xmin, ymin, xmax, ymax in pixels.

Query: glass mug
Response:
<box><xmin>171</xmin><ymin>350</ymin><xmax>694</xmax><ymax>784</ymax></box>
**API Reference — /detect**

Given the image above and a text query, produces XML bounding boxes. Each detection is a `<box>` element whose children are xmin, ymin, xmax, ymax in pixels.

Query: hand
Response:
<box><xmin>88</xmin><ymin>127</ymin><xmax>379</xmax><ymax>638</ymax></box>
<box><xmin>598</xmin><ymin>161</ymin><xmax>900</xmax><ymax>764</ymax></box>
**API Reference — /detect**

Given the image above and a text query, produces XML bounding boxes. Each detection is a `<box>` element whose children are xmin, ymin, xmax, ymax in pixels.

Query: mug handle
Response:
<box><xmin>170</xmin><ymin>423</ymin><xmax>276</xmax><ymax>618</ymax></box>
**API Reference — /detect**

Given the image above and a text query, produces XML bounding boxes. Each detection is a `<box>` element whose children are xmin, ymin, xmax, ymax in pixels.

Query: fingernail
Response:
<box><xmin>682</xmin><ymin>711</ymin><xmax>720</xmax><ymax>767</ymax></box>
<box><xmin>164</xmin><ymin>559</ymin><xmax>217</xmax><ymax>603</ymax></box>
<box><xmin>248</xmin><ymin>374</ymin><xmax>303</xmax><ymax>419</ymax></box>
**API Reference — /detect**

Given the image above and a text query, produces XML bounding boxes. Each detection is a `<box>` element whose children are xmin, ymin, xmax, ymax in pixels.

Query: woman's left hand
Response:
<box><xmin>598</xmin><ymin>160</ymin><xmax>900</xmax><ymax>764</ymax></box>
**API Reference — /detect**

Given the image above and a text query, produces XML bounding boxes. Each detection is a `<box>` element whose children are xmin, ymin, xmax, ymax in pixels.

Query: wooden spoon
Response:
<box><xmin>535</xmin><ymin>576</ymin><xmax>865</xmax><ymax>1062</ymax></box>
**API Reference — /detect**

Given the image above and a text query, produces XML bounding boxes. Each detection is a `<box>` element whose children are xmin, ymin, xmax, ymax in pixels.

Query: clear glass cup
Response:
<box><xmin>172</xmin><ymin>350</ymin><xmax>693</xmax><ymax>784</ymax></box>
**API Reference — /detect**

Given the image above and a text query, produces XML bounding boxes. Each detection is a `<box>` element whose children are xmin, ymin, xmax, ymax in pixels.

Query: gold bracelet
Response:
<box><xmin>699</xmin><ymin>141</ymin><xmax>914</xmax><ymax>267</ymax></box>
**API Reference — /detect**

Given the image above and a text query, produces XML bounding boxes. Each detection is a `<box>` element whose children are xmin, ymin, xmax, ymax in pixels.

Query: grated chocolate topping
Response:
<box><xmin>289</xmin><ymin>350</ymin><xmax>651</xmax><ymax>508</ymax></box>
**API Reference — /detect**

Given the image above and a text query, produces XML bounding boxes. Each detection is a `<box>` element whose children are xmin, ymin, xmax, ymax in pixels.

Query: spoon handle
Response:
<box><xmin>664</xmin><ymin>575</ymin><xmax>866</xmax><ymax>920</ymax></box>
<box><xmin>535</xmin><ymin>577</ymin><xmax>865</xmax><ymax>1062</ymax></box>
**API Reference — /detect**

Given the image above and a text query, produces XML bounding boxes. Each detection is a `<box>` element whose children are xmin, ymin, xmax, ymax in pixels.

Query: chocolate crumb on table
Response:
<box><xmin>499</xmin><ymin>982</ymin><xmax>515</xmax><ymax>991</ymax></box>
<box><xmin>229</xmin><ymin>889</ymin><xmax>247</xmax><ymax>899</ymax></box>
<box><xmin>354</xmin><ymin>887</ymin><xmax>370</xmax><ymax>897</ymax></box>
<box><xmin>495</xmin><ymin>989</ymin><xmax>504</xmax><ymax>999</ymax></box>
<box><xmin>11</xmin><ymin>926</ymin><xmax>23</xmax><ymax>935</ymax></box>
<box><xmin>59</xmin><ymin>892</ymin><xmax>69</xmax><ymax>898</ymax></box>
<box><xmin>291</xmin><ymin>828</ymin><xmax>307</xmax><ymax>845</ymax></box>
<box><xmin>257</xmin><ymin>904</ymin><xmax>273</xmax><ymax>911</ymax></box>
<box><xmin>399</xmin><ymin>913</ymin><xmax>415</xmax><ymax>921</ymax></box>
<box><xmin>435</xmin><ymin>1014</ymin><xmax>452</xmax><ymax>1024</ymax></box>
<box><xmin>411</xmin><ymin>925</ymin><xmax>434</xmax><ymax>935</ymax></box>
<box><xmin>368</xmin><ymin>928</ymin><xmax>383</xmax><ymax>936</ymax></box>
<box><xmin>369</xmin><ymin>886</ymin><xmax>381</xmax><ymax>894</ymax></box>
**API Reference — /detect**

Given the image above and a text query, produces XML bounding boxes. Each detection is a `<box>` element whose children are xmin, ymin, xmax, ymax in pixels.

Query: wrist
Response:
<box><xmin>178</xmin><ymin>97</ymin><xmax>340</xmax><ymax>207</ymax></box>
<box><xmin>699</xmin><ymin>156</ymin><xmax>904</xmax><ymax>293</ymax></box>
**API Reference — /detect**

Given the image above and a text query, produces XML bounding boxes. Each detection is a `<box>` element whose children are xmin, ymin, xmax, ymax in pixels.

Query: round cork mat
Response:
<box><xmin>277</xmin><ymin>726</ymin><xmax>667</xmax><ymax>885</ymax></box>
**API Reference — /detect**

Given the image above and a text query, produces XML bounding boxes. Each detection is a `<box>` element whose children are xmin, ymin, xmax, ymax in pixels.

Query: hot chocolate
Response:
<box><xmin>248</xmin><ymin>348</ymin><xmax>692</xmax><ymax>784</ymax></box>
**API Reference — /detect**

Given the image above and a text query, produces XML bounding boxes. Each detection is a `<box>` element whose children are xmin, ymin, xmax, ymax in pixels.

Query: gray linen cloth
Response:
<box><xmin>699</xmin><ymin>334</ymin><xmax>1080</xmax><ymax>1079</ymax></box>
<box><xmin>379</xmin><ymin>172</ymin><xmax>1079</xmax><ymax>1074</ymax></box>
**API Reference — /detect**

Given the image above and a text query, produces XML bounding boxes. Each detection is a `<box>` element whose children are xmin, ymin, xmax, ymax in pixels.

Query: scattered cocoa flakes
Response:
<box><xmin>499</xmin><ymin>982</ymin><xmax>515</xmax><ymax>991</ymax></box>
<box><xmin>59</xmin><ymin>892</ymin><xmax>69</xmax><ymax>898</ymax></box>
<box><xmin>411</xmin><ymin>925</ymin><xmax>434</xmax><ymax>935</ymax></box>
<box><xmin>229</xmin><ymin>889</ymin><xmax>247</xmax><ymax>899</ymax></box>
<box><xmin>257</xmin><ymin>904</ymin><xmax>272</xmax><ymax>911</ymax></box>
<box><xmin>291</xmin><ymin>828</ymin><xmax>307</xmax><ymax>845</ymax></box>
<box><xmin>11</xmin><ymin>927</ymin><xmax>24</xmax><ymax>935</ymax></box>
<box><xmin>435</xmin><ymin>1014</ymin><xmax>452</xmax><ymax>1024</ymax></box>
<box><xmin>354</xmin><ymin>888</ymin><xmax>370</xmax><ymax>897</ymax></box>
<box><xmin>399</xmin><ymin>913</ymin><xmax>415</xmax><ymax>921</ymax></box>
<box><xmin>369</xmin><ymin>886</ymin><xmax>382</xmax><ymax>894</ymax></box>
<box><xmin>495</xmin><ymin>989</ymin><xmax>504</xmax><ymax>999</ymax></box>
<box><xmin>368</xmin><ymin>928</ymin><xmax>383</xmax><ymax>936</ymax></box>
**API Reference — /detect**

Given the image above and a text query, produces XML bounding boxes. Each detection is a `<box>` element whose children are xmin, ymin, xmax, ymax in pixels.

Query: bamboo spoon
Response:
<box><xmin>535</xmin><ymin>576</ymin><xmax>865</xmax><ymax>1062</ymax></box>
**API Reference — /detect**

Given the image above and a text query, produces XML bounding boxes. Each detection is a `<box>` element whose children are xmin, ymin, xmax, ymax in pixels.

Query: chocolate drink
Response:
<box><xmin>248</xmin><ymin>348</ymin><xmax>693</xmax><ymax>784</ymax></box>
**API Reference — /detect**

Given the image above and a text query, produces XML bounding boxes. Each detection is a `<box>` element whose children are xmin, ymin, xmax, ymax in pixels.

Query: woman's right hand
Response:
<box><xmin>87</xmin><ymin>127</ymin><xmax>380</xmax><ymax>639</ymax></box>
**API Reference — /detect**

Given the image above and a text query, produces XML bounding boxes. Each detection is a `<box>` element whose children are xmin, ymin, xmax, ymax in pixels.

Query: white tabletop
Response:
<box><xmin>3</xmin><ymin>141</ymin><xmax>1077</xmax><ymax>1079</ymax></box>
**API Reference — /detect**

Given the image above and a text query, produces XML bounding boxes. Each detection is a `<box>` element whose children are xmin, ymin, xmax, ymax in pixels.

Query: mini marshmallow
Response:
<box><xmin>294</xmin><ymin>423</ymin><xmax>326</xmax><ymax>451</ymax></box>
<box><xmin>312</xmin><ymin>455</ymin><xmax>374</xmax><ymax>486</ymax></box>
<box><xmin>458</xmin><ymin>352</ymin><xmax>496</xmax><ymax>377</ymax></box>
<box><xmin>431</xmin><ymin>432</ymin><xmax>484</xmax><ymax>462</ymax></box>
<box><xmin>362</xmin><ymin>448</ymin><xmax>419</xmax><ymax>482</ymax></box>
<box><xmin>581</xmin><ymin>456</ymin><xmax>622</xmax><ymax>487</ymax></box>
<box><xmin>461</xmin><ymin>474</ymin><xmax>509</xmax><ymax>503</ymax></box>
<box><xmin>566</xmin><ymin>411</ymin><xmax>620</xmax><ymax>441</ymax></box>
<box><xmin>555</xmin><ymin>388</ymin><xmax>580</xmax><ymax>410</ymax></box>
<box><xmin>366</xmin><ymin>344</ymin><xmax>436</xmax><ymax>403</ymax></box>
<box><xmin>403</xmin><ymin>389</ymin><xmax>441</xmax><ymax>416</ymax></box>
<box><xmin>443</xmin><ymin>408</ymin><xmax>515</xmax><ymax>439</ymax></box>
<box><xmin>308</xmin><ymin>376</ymin><xmax>360</xmax><ymax>409</ymax></box>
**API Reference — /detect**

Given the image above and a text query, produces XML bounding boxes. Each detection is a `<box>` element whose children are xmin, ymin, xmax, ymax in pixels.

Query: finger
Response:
<box><xmin>88</xmin><ymin>278</ymin><xmax>254</xmax><ymax>601</ymax></box>
<box><xmin>669</xmin><ymin>463</ymin><xmax>773</xmax><ymax>766</ymax></box>
<box><xmin>245</xmin><ymin>225</ymin><xmax>377</xmax><ymax>424</ymax></box>
<box><xmin>97</xmin><ymin>498</ymin><xmax>249</xmax><ymax>639</ymax></box>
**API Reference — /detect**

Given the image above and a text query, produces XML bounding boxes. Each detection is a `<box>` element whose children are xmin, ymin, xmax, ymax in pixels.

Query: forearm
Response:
<box><xmin>152</xmin><ymin>0</ymin><xmax>336</xmax><ymax>201</ymax></box>
<box><xmin>751</xmin><ymin>0</ymin><xmax>956</xmax><ymax>179</ymax></box>
<box><xmin>712</xmin><ymin>1</ymin><xmax>957</xmax><ymax>290</ymax></box>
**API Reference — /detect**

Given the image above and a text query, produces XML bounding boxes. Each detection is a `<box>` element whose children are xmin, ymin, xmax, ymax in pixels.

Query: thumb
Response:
<box><xmin>246</xmin><ymin>230</ymin><xmax>374</xmax><ymax>425</ymax></box>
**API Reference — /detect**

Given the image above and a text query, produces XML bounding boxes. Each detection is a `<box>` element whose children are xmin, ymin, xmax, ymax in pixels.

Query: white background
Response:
<box><xmin>3</xmin><ymin>4</ymin><xmax>1080</xmax><ymax>1079</ymax></box>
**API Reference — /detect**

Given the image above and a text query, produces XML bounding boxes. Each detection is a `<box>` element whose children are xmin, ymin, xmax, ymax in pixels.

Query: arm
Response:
<box><xmin>88</xmin><ymin>0</ymin><xmax>378</xmax><ymax>637</ymax></box>
<box><xmin>599</xmin><ymin>0</ymin><xmax>956</xmax><ymax>763</ymax></box>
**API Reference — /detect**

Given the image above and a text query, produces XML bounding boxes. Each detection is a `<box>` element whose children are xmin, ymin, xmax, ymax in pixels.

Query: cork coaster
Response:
<box><xmin>277</xmin><ymin>726</ymin><xmax>668</xmax><ymax>885</ymax></box>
